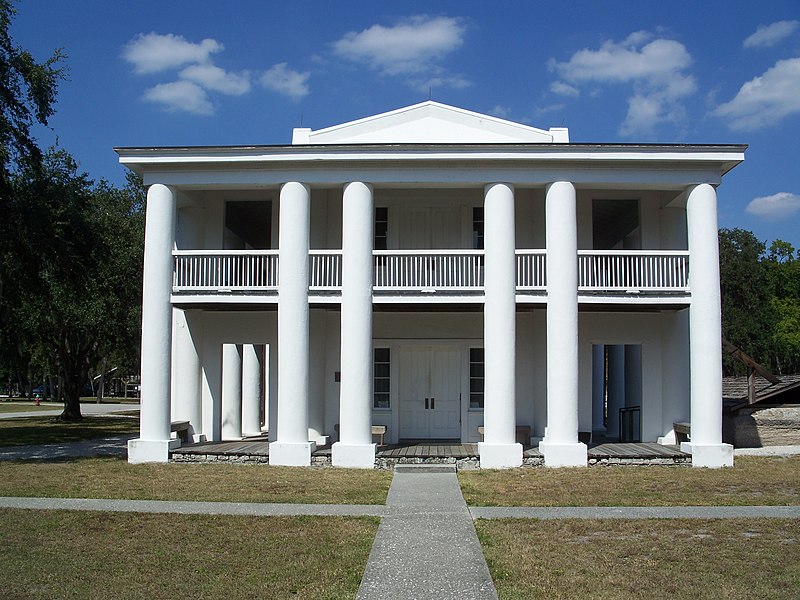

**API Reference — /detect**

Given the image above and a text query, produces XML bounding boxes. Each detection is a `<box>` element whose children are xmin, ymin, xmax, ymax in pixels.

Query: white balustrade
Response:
<box><xmin>515</xmin><ymin>250</ymin><xmax>547</xmax><ymax>290</ymax></box>
<box><xmin>373</xmin><ymin>250</ymin><xmax>485</xmax><ymax>291</ymax></box>
<box><xmin>578</xmin><ymin>251</ymin><xmax>689</xmax><ymax>292</ymax></box>
<box><xmin>309</xmin><ymin>250</ymin><xmax>343</xmax><ymax>290</ymax></box>
<box><xmin>173</xmin><ymin>251</ymin><xmax>278</xmax><ymax>291</ymax></box>
<box><xmin>172</xmin><ymin>249</ymin><xmax>689</xmax><ymax>295</ymax></box>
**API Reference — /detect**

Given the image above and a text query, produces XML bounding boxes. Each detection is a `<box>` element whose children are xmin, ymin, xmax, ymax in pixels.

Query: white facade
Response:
<box><xmin>118</xmin><ymin>101</ymin><xmax>744</xmax><ymax>468</ymax></box>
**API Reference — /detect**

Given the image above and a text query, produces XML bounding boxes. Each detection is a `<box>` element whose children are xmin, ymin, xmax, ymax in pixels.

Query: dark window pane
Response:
<box><xmin>374</xmin><ymin>364</ymin><xmax>390</xmax><ymax>378</ymax></box>
<box><xmin>374</xmin><ymin>394</ymin><xmax>390</xmax><ymax>409</ymax></box>
<box><xmin>375</xmin><ymin>379</ymin><xmax>390</xmax><ymax>393</ymax></box>
<box><xmin>374</xmin><ymin>348</ymin><xmax>390</xmax><ymax>362</ymax></box>
<box><xmin>470</xmin><ymin>348</ymin><xmax>485</xmax><ymax>362</ymax></box>
<box><xmin>470</xmin><ymin>363</ymin><xmax>484</xmax><ymax>378</ymax></box>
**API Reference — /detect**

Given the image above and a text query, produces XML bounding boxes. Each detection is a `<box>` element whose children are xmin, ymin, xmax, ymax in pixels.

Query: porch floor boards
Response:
<box><xmin>171</xmin><ymin>440</ymin><xmax>688</xmax><ymax>460</ymax></box>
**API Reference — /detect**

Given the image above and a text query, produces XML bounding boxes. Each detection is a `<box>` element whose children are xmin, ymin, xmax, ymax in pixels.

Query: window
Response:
<box><xmin>375</xmin><ymin>207</ymin><xmax>388</xmax><ymax>250</ymax></box>
<box><xmin>373</xmin><ymin>348</ymin><xmax>390</xmax><ymax>409</ymax></box>
<box><xmin>472</xmin><ymin>207</ymin><xmax>484</xmax><ymax>250</ymax></box>
<box><xmin>469</xmin><ymin>348</ymin><xmax>484</xmax><ymax>409</ymax></box>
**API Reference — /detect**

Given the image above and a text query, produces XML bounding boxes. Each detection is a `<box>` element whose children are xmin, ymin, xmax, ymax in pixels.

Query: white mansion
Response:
<box><xmin>117</xmin><ymin>101</ymin><xmax>744</xmax><ymax>468</ymax></box>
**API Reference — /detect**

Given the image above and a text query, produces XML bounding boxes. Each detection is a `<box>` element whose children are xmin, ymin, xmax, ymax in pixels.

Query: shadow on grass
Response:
<box><xmin>0</xmin><ymin>416</ymin><xmax>139</xmax><ymax>447</ymax></box>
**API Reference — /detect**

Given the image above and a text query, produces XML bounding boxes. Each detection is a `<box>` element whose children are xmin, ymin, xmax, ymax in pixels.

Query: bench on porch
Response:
<box><xmin>171</xmin><ymin>420</ymin><xmax>191</xmax><ymax>444</ymax></box>
<box><xmin>334</xmin><ymin>424</ymin><xmax>388</xmax><ymax>445</ymax></box>
<box><xmin>673</xmin><ymin>421</ymin><xmax>691</xmax><ymax>444</ymax></box>
<box><xmin>477</xmin><ymin>425</ymin><xmax>531</xmax><ymax>445</ymax></box>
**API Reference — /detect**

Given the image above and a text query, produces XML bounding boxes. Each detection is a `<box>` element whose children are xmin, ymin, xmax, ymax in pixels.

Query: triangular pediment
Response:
<box><xmin>292</xmin><ymin>101</ymin><xmax>568</xmax><ymax>145</ymax></box>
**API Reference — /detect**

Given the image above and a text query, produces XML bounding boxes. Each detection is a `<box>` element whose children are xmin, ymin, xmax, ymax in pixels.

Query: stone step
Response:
<box><xmin>393</xmin><ymin>464</ymin><xmax>456</xmax><ymax>473</ymax></box>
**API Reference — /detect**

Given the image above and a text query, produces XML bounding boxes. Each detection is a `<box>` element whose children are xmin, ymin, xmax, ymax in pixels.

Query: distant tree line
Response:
<box><xmin>720</xmin><ymin>228</ymin><xmax>800</xmax><ymax>376</ymax></box>
<box><xmin>0</xmin><ymin>0</ymin><xmax>144</xmax><ymax>419</ymax></box>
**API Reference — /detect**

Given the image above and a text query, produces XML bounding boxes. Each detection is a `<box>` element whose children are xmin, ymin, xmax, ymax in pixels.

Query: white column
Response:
<box><xmin>222</xmin><ymin>343</ymin><xmax>243</xmax><ymax>440</ymax></box>
<box><xmin>479</xmin><ymin>183</ymin><xmax>522</xmax><ymax>468</ymax></box>
<box><xmin>606</xmin><ymin>345</ymin><xmax>625</xmax><ymax>439</ymax></box>
<box><xmin>171</xmin><ymin>309</ymin><xmax>202</xmax><ymax>442</ymax></box>
<box><xmin>591</xmin><ymin>344</ymin><xmax>606</xmax><ymax>436</ymax></box>
<box><xmin>242</xmin><ymin>344</ymin><xmax>263</xmax><ymax>437</ymax></box>
<box><xmin>129</xmin><ymin>184</ymin><xmax>176</xmax><ymax>463</ymax></box>
<box><xmin>333</xmin><ymin>181</ymin><xmax>376</xmax><ymax>468</ymax></box>
<box><xmin>685</xmin><ymin>184</ymin><xmax>733</xmax><ymax>467</ymax></box>
<box><xmin>540</xmin><ymin>181</ymin><xmax>587</xmax><ymax>467</ymax></box>
<box><xmin>271</xmin><ymin>181</ymin><xmax>314</xmax><ymax>466</ymax></box>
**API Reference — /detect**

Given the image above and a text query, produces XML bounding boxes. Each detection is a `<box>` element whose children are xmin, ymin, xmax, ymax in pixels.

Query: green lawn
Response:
<box><xmin>460</xmin><ymin>456</ymin><xmax>800</xmax><ymax>506</ymax></box>
<box><xmin>0</xmin><ymin>456</ymin><xmax>394</xmax><ymax>505</ymax></box>
<box><xmin>0</xmin><ymin>416</ymin><xmax>139</xmax><ymax>446</ymax></box>
<box><xmin>0</xmin><ymin>508</ymin><xmax>377</xmax><ymax>600</ymax></box>
<box><xmin>0</xmin><ymin>402</ymin><xmax>63</xmax><ymax>414</ymax></box>
<box><xmin>477</xmin><ymin>518</ymin><xmax>800</xmax><ymax>599</ymax></box>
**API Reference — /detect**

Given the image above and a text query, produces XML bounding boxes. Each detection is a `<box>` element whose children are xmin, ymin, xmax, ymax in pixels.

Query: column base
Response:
<box><xmin>269</xmin><ymin>441</ymin><xmax>316</xmax><ymax>466</ymax></box>
<box><xmin>127</xmin><ymin>438</ymin><xmax>174</xmax><ymax>464</ymax></box>
<box><xmin>539</xmin><ymin>441</ymin><xmax>588</xmax><ymax>467</ymax></box>
<box><xmin>478</xmin><ymin>443</ymin><xmax>523</xmax><ymax>469</ymax></box>
<box><xmin>681</xmin><ymin>442</ymin><xmax>734</xmax><ymax>468</ymax></box>
<box><xmin>332</xmin><ymin>442</ymin><xmax>376</xmax><ymax>469</ymax></box>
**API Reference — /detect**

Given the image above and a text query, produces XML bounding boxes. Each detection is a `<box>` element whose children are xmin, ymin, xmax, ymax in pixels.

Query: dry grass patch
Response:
<box><xmin>460</xmin><ymin>456</ymin><xmax>800</xmax><ymax>506</ymax></box>
<box><xmin>0</xmin><ymin>508</ymin><xmax>376</xmax><ymax>600</ymax></box>
<box><xmin>0</xmin><ymin>416</ymin><xmax>139</xmax><ymax>446</ymax></box>
<box><xmin>476</xmin><ymin>518</ymin><xmax>800</xmax><ymax>600</ymax></box>
<box><xmin>0</xmin><ymin>456</ymin><xmax>393</xmax><ymax>504</ymax></box>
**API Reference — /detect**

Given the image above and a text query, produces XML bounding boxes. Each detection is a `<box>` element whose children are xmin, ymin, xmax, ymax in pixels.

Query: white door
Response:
<box><xmin>398</xmin><ymin>347</ymin><xmax>462</xmax><ymax>439</ymax></box>
<box><xmin>397</xmin><ymin>206</ymin><xmax>462</xmax><ymax>249</ymax></box>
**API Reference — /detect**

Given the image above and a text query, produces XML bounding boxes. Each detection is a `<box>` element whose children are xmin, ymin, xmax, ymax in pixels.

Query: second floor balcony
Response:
<box><xmin>172</xmin><ymin>249</ymin><xmax>690</xmax><ymax>303</ymax></box>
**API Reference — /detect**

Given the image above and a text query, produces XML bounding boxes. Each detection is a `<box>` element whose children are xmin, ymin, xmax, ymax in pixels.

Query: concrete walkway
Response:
<box><xmin>356</xmin><ymin>465</ymin><xmax>498</xmax><ymax>600</ymax></box>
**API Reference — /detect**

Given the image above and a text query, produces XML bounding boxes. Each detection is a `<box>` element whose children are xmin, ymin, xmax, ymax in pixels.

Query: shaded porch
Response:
<box><xmin>170</xmin><ymin>437</ymin><xmax>690</xmax><ymax>467</ymax></box>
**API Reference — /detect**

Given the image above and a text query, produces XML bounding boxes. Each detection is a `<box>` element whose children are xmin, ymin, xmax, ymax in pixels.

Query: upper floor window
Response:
<box><xmin>375</xmin><ymin>207</ymin><xmax>388</xmax><ymax>250</ymax></box>
<box><xmin>472</xmin><ymin>207</ymin><xmax>484</xmax><ymax>250</ymax></box>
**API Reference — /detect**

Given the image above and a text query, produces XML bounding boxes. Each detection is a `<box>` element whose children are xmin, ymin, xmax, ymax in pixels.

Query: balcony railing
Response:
<box><xmin>173</xmin><ymin>250</ymin><xmax>278</xmax><ymax>291</ymax></box>
<box><xmin>578</xmin><ymin>250</ymin><xmax>689</xmax><ymax>292</ymax></box>
<box><xmin>373</xmin><ymin>250</ymin><xmax>484</xmax><ymax>291</ymax></box>
<box><xmin>310</xmin><ymin>250</ymin><xmax>342</xmax><ymax>290</ymax></box>
<box><xmin>516</xmin><ymin>250</ymin><xmax>547</xmax><ymax>290</ymax></box>
<box><xmin>172</xmin><ymin>249</ymin><xmax>690</xmax><ymax>296</ymax></box>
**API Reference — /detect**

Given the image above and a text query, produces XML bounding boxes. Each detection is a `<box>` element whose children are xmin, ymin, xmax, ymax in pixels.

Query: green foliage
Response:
<box><xmin>719</xmin><ymin>229</ymin><xmax>800</xmax><ymax>375</ymax></box>
<box><xmin>9</xmin><ymin>149</ymin><xmax>144</xmax><ymax>418</ymax></box>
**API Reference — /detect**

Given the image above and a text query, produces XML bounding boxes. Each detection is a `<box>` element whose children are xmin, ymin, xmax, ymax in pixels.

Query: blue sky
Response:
<box><xmin>11</xmin><ymin>0</ymin><xmax>800</xmax><ymax>249</ymax></box>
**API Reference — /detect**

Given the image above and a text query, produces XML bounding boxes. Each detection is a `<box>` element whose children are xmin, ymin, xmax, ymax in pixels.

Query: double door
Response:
<box><xmin>398</xmin><ymin>347</ymin><xmax>461</xmax><ymax>439</ymax></box>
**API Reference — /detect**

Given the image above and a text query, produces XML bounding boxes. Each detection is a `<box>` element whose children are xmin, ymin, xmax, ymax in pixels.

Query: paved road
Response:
<box><xmin>0</xmin><ymin>402</ymin><xmax>139</xmax><ymax>419</ymax></box>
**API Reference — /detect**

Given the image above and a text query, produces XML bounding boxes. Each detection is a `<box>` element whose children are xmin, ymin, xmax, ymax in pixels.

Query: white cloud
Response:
<box><xmin>713</xmin><ymin>58</ymin><xmax>800</xmax><ymax>131</ymax></box>
<box><xmin>260</xmin><ymin>63</ymin><xmax>310</xmax><ymax>100</ymax></box>
<box><xmin>410</xmin><ymin>74</ymin><xmax>471</xmax><ymax>94</ymax></box>
<box><xmin>549</xmin><ymin>32</ymin><xmax>696</xmax><ymax>136</ymax></box>
<box><xmin>743</xmin><ymin>20</ymin><xmax>799</xmax><ymax>49</ymax></box>
<box><xmin>489</xmin><ymin>105</ymin><xmax>510</xmax><ymax>118</ymax></box>
<box><xmin>143</xmin><ymin>81</ymin><xmax>213</xmax><ymax>115</ymax></box>
<box><xmin>180</xmin><ymin>63</ymin><xmax>250</xmax><ymax>95</ymax></box>
<box><xmin>122</xmin><ymin>32</ymin><xmax>223</xmax><ymax>74</ymax></box>
<box><xmin>746</xmin><ymin>192</ymin><xmax>800</xmax><ymax>220</ymax></box>
<box><xmin>550</xmin><ymin>81</ymin><xmax>579</xmax><ymax>97</ymax></box>
<box><xmin>333</xmin><ymin>15</ymin><xmax>466</xmax><ymax>79</ymax></box>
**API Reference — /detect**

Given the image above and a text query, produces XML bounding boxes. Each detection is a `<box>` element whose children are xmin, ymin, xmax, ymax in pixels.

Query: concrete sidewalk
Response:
<box><xmin>356</xmin><ymin>465</ymin><xmax>498</xmax><ymax>600</ymax></box>
<box><xmin>0</xmin><ymin>496</ymin><xmax>385</xmax><ymax>517</ymax></box>
<box><xmin>470</xmin><ymin>505</ymin><xmax>800</xmax><ymax>519</ymax></box>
